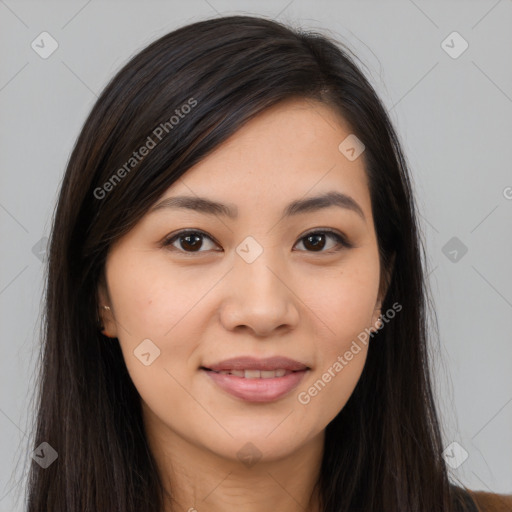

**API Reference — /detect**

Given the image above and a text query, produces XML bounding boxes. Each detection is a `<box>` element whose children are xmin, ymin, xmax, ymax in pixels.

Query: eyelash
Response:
<box><xmin>161</xmin><ymin>228</ymin><xmax>353</xmax><ymax>255</ymax></box>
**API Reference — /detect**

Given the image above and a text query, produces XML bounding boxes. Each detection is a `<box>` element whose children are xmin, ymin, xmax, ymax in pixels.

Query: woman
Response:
<box><xmin>25</xmin><ymin>14</ymin><xmax>511</xmax><ymax>512</ymax></box>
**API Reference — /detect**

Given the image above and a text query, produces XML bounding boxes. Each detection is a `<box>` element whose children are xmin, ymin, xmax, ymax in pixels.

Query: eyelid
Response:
<box><xmin>161</xmin><ymin>229</ymin><xmax>221</xmax><ymax>251</ymax></box>
<box><xmin>296</xmin><ymin>228</ymin><xmax>354</xmax><ymax>251</ymax></box>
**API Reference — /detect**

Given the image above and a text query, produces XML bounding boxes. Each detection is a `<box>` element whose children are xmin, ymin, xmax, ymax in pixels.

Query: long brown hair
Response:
<box><xmin>25</xmin><ymin>15</ymin><xmax>472</xmax><ymax>511</ymax></box>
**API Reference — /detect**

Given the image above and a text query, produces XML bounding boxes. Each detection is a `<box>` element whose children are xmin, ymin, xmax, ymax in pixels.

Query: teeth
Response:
<box><xmin>215</xmin><ymin>369</ymin><xmax>291</xmax><ymax>378</ymax></box>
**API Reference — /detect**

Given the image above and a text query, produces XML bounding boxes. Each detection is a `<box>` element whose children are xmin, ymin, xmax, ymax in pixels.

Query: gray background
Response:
<box><xmin>1</xmin><ymin>0</ymin><xmax>511</xmax><ymax>510</ymax></box>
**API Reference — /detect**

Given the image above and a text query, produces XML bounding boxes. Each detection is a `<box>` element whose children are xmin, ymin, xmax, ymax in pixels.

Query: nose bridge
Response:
<box><xmin>233</xmin><ymin>241</ymin><xmax>286</xmax><ymax>303</ymax></box>
<box><xmin>220</xmin><ymin>238</ymin><xmax>299</xmax><ymax>334</ymax></box>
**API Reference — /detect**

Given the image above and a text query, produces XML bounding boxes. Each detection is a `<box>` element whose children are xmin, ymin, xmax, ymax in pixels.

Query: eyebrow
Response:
<box><xmin>149</xmin><ymin>191</ymin><xmax>366</xmax><ymax>222</ymax></box>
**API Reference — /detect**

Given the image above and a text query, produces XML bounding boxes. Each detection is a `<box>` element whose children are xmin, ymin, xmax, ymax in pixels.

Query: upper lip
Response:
<box><xmin>202</xmin><ymin>356</ymin><xmax>309</xmax><ymax>372</ymax></box>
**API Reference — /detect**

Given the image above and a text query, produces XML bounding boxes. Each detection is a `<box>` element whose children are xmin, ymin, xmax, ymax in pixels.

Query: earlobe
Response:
<box><xmin>98</xmin><ymin>305</ymin><xmax>116</xmax><ymax>338</ymax></box>
<box><xmin>370</xmin><ymin>304</ymin><xmax>383</xmax><ymax>334</ymax></box>
<box><xmin>96</xmin><ymin>278</ymin><xmax>117</xmax><ymax>338</ymax></box>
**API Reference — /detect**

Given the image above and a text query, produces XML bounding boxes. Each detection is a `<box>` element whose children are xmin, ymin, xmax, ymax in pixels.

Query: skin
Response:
<box><xmin>98</xmin><ymin>98</ymin><xmax>387</xmax><ymax>512</ymax></box>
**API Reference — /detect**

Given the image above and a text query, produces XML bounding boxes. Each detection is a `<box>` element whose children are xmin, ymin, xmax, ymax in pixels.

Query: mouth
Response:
<box><xmin>201</xmin><ymin>368</ymin><xmax>300</xmax><ymax>379</ymax></box>
<box><xmin>200</xmin><ymin>358</ymin><xmax>310</xmax><ymax>402</ymax></box>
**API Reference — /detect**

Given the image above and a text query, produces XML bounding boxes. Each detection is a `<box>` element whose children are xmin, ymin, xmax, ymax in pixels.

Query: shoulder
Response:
<box><xmin>467</xmin><ymin>489</ymin><xmax>512</xmax><ymax>512</ymax></box>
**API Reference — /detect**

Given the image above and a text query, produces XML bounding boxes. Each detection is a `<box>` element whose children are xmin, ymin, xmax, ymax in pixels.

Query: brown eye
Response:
<box><xmin>302</xmin><ymin>233</ymin><xmax>327</xmax><ymax>251</ymax></box>
<box><xmin>178</xmin><ymin>233</ymin><xmax>203</xmax><ymax>252</ymax></box>
<box><xmin>163</xmin><ymin>230</ymin><xmax>220</xmax><ymax>253</ymax></box>
<box><xmin>294</xmin><ymin>230</ymin><xmax>352</xmax><ymax>253</ymax></box>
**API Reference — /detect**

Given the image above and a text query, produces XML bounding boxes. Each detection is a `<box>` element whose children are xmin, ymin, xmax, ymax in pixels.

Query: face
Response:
<box><xmin>98</xmin><ymin>98</ymin><xmax>384</xmax><ymax>465</ymax></box>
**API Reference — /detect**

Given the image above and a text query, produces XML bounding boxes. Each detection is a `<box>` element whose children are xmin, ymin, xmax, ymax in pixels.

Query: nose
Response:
<box><xmin>219</xmin><ymin>253</ymin><xmax>300</xmax><ymax>337</ymax></box>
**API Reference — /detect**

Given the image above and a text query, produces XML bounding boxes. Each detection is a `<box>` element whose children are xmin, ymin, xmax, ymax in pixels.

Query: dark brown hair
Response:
<box><xmin>25</xmin><ymin>14</ymin><xmax>472</xmax><ymax>512</ymax></box>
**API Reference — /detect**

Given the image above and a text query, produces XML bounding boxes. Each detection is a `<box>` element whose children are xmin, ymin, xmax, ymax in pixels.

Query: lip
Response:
<box><xmin>203</xmin><ymin>356</ymin><xmax>309</xmax><ymax>372</ymax></box>
<box><xmin>202</xmin><ymin>368</ymin><xmax>309</xmax><ymax>402</ymax></box>
<box><xmin>200</xmin><ymin>356</ymin><xmax>310</xmax><ymax>403</ymax></box>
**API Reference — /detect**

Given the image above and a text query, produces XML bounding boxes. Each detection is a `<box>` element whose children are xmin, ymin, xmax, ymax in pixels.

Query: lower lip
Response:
<box><xmin>202</xmin><ymin>369</ymin><xmax>308</xmax><ymax>402</ymax></box>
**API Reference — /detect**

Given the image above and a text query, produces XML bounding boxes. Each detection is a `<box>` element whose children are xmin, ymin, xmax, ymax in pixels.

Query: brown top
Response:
<box><xmin>468</xmin><ymin>490</ymin><xmax>512</xmax><ymax>512</ymax></box>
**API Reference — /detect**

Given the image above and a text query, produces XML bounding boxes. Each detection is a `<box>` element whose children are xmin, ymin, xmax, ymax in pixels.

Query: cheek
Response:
<box><xmin>107</xmin><ymin>262</ymin><xmax>208</xmax><ymax>422</ymax></box>
<box><xmin>105</xmin><ymin>252</ymin><xmax>209</xmax><ymax>391</ymax></box>
<box><xmin>302</xmin><ymin>249</ymin><xmax>380</xmax><ymax>344</ymax></box>
<box><xmin>299</xmin><ymin>348</ymin><xmax>367</xmax><ymax>435</ymax></box>
<box><xmin>107</xmin><ymin>249</ymin><xmax>215</xmax><ymax>339</ymax></box>
<box><xmin>294</xmin><ymin>251</ymin><xmax>379</xmax><ymax>418</ymax></box>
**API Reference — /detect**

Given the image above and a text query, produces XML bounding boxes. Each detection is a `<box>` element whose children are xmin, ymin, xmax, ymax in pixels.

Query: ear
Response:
<box><xmin>96</xmin><ymin>274</ymin><xmax>118</xmax><ymax>338</ymax></box>
<box><xmin>379</xmin><ymin>250</ymin><xmax>396</xmax><ymax>304</ymax></box>
<box><xmin>371</xmin><ymin>251</ymin><xmax>396</xmax><ymax>332</ymax></box>
<box><xmin>370</xmin><ymin>301</ymin><xmax>383</xmax><ymax>334</ymax></box>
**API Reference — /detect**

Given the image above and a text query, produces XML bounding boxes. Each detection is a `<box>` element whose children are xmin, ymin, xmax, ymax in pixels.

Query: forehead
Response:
<box><xmin>161</xmin><ymin>98</ymin><xmax>371</xmax><ymax>216</ymax></box>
